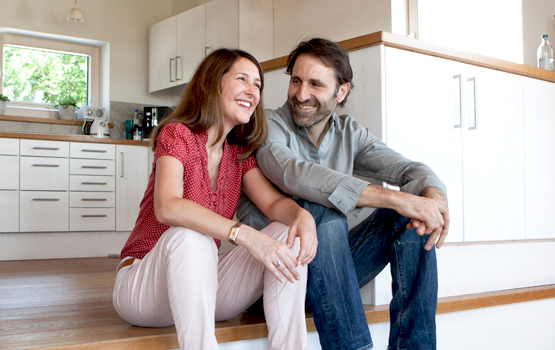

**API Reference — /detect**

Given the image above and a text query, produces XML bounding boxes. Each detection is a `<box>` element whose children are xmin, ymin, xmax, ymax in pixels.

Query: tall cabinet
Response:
<box><xmin>0</xmin><ymin>138</ymin><xmax>19</xmax><ymax>233</ymax></box>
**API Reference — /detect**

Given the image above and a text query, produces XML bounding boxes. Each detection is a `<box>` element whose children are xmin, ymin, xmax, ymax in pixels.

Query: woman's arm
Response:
<box><xmin>242</xmin><ymin>167</ymin><xmax>318</xmax><ymax>267</ymax></box>
<box><xmin>153</xmin><ymin>155</ymin><xmax>300</xmax><ymax>283</ymax></box>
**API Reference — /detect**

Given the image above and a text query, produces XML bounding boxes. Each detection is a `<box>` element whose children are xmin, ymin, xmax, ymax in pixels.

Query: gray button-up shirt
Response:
<box><xmin>237</xmin><ymin>102</ymin><xmax>446</xmax><ymax>229</ymax></box>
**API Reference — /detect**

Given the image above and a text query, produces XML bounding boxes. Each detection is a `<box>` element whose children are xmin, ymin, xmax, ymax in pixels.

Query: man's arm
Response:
<box><xmin>256</xmin><ymin>117</ymin><xmax>369</xmax><ymax>215</ymax></box>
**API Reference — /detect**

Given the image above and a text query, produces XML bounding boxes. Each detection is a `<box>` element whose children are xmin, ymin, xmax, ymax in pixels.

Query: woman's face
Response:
<box><xmin>220</xmin><ymin>57</ymin><xmax>261</xmax><ymax>130</ymax></box>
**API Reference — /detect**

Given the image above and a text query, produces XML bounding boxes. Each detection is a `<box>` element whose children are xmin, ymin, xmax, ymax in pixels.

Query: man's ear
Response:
<box><xmin>336</xmin><ymin>83</ymin><xmax>350</xmax><ymax>104</ymax></box>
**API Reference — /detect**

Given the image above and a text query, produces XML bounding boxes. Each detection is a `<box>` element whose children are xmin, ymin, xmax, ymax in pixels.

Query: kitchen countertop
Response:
<box><xmin>261</xmin><ymin>31</ymin><xmax>555</xmax><ymax>84</ymax></box>
<box><xmin>0</xmin><ymin>130</ymin><xmax>150</xmax><ymax>146</ymax></box>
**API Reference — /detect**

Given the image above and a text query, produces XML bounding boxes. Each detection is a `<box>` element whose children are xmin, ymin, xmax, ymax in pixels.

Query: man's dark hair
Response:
<box><xmin>285</xmin><ymin>38</ymin><xmax>354</xmax><ymax>107</ymax></box>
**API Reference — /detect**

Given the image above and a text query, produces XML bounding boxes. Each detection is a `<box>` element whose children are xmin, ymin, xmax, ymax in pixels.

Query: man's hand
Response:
<box><xmin>406</xmin><ymin>187</ymin><xmax>450</xmax><ymax>250</ymax></box>
<box><xmin>286</xmin><ymin>209</ymin><xmax>318</xmax><ymax>267</ymax></box>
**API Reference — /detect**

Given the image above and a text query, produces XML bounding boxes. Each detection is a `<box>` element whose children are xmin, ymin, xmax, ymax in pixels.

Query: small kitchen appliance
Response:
<box><xmin>81</xmin><ymin>107</ymin><xmax>110</xmax><ymax>138</ymax></box>
<box><xmin>142</xmin><ymin>106</ymin><xmax>171</xmax><ymax>139</ymax></box>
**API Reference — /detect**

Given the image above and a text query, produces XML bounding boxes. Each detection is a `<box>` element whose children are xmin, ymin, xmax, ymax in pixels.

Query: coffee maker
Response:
<box><xmin>81</xmin><ymin>107</ymin><xmax>110</xmax><ymax>138</ymax></box>
<box><xmin>143</xmin><ymin>106</ymin><xmax>171</xmax><ymax>139</ymax></box>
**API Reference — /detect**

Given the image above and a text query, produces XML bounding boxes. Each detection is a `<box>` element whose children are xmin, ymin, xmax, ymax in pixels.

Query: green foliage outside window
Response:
<box><xmin>2</xmin><ymin>45</ymin><xmax>88</xmax><ymax>106</ymax></box>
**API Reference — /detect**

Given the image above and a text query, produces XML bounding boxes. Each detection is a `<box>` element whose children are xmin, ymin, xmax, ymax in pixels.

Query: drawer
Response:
<box><xmin>20</xmin><ymin>157</ymin><xmax>69</xmax><ymax>191</ymax></box>
<box><xmin>70</xmin><ymin>159</ymin><xmax>115</xmax><ymax>176</ymax></box>
<box><xmin>0</xmin><ymin>138</ymin><xmax>19</xmax><ymax>155</ymax></box>
<box><xmin>70</xmin><ymin>175</ymin><xmax>115</xmax><ymax>192</ymax></box>
<box><xmin>0</xmin><ymin>191</ymin><xmax>19</xmax><ymax>232</ymax></box>
<box><xmin>70</xmin><ymin>192</ymin><xmax>115</xmax><ymax>208</ymax></box>
<box><xmin>0</xmin><ymin>155</ymin><xmax>19</xmax><ymax>190</ymax></box>
<box><xmin>70</xmin><ymin>208</ymin><xmax>115</xmax><ymax>231</ymax></box>
<box><xmin>70</xmin><ymin>142</ymin><xmax>115</xmax><ymax>159</ymax></box>
<box><xmin>20</xmin><ymin>191</ymin><xmax>69</xmax><ymax>232</ymax></box>
<box><xmin>20</xmin><ymin>139</ymin><xmax>69</xmax><ymax>158</ymax></box>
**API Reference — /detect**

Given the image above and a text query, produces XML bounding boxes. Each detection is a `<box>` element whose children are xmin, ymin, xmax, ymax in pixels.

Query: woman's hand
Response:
<box><xmin>286</xmin><ymin>209</ymin><xmax>318</xmax><ymax>267</ymax></box>
<box><xmin>240</xmin><ymin>226</ymin><xmax>301</xmax><ymax>283</ymax></box>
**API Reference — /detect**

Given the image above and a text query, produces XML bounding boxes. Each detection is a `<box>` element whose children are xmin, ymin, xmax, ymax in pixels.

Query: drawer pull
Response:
<box><xmin>32</xmin><ymin>198</ymin><xmax>60</xmax><ymax>201</ymax></box>
<box><xmin>32</xmin><ymin>147</ymin><xmax>60</xmax><ymax>151</ymax></box>
<box><xmin>81</xmin><ymin>182</ymin><xmax>107</xmax><ymax>185</ymax></box>
<box><xmin>81</xmin><ymin>166</ymin><xmax>108</xmax><ymax>169</ymax></box>
<box><xmin>81</xmin><ymin>214</ymin><xmax>108</xmax><ymax>218</ymax></box>
<box><xmin>32</xmin><ymin>164</ymin><xmax>60</xmax><ymax>167</ymax></box>
<box><xmin>82</xmin><ymin>149</ymin><xmax>108</xmax><ymax>153</ymax></box>
<box><xmin>81</xmin><ymin>198</ymin><xmax>107</xmax><ymax>201</ymax></box>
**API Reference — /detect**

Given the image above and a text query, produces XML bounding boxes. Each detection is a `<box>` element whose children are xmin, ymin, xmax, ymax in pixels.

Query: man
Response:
<box><xmin>237</xmin><ymin>38</ymin><xmax>449</xmax><ymax>350</ymax></box>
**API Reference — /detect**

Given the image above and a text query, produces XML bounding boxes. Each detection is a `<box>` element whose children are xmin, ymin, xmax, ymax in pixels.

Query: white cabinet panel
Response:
<box><xmin>0</xmin><ymin>138</ymin><xmax>19</xmax><ymax>155</ymax></box>
<box><xmin>0</xmin><ymin>191</ymin><xmax>19</xmax><ymax>232</ymax></box>
<box><xmin>70</xmin><ymin>208</ymin><xmax>115</xmax><ymax>231</ymax></box>
<box><xmin>116</xmin><ymin>145</ymin><xmax>148</xmax><ymax>231</ymax></box>
<box><xmin>149</xmin><ymin>16</ymin><xmax>177</xmax><ymax>92</ymax></box>
<box><xmin>70</xmin><ymin>192</ymin><xmax>115</xmax><ymax>208</ymax></box>
<box><xmin>20</xmin><ymin>140</ymin><xmax>69</xmax><ymax>158</ymax></box>
<box><xmin>523</xmin><ymin>77</ymin><xmax>555</xmax><ymax>239</ymax></box>
<box><xmin>70</xmin><ymin>159</ymin><xmax>115</xmax><ymax>176</ymax></box>
<box><xmin>0</xmin><ymin>155</ymin><xmax>19</xmax><ymax>190</ymax></box>
<box><xmin>20</xmin><ymin>157</ymin><xmax>69</xmax><ymax>191</ymax></box>
<box><xmin>70</xmin><ymin>175</ymin><xmax>115</xmax><ymax>192</ymax></box>
<box><xmin>70</xmin><ymin>143</ymin><xmax>115</xmax><ymax>159</ymax></box>
<box><xmin>176</xmin><ymin>4</ymin><xmax>206</xmax><ymax>83</ymax></box>
<box><xmin>20</xmin><ymin>191</ymin><xmax>69</xmax><ymax>232</ymax></box>
<box><xmin>262</xmin><ymin>68</ymin><xmax>289</xmax><ymax>110</ymax></box>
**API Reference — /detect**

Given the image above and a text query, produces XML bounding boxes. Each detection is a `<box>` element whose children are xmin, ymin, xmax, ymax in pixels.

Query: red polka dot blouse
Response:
<box><xmin>121</xmin><ymin>122</ymin><xmax>258</xmax><ymax>260</ymax></box>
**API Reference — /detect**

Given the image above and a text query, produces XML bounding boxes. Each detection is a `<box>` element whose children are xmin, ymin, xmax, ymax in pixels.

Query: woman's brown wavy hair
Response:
<box><xmin>150</xmin><ymin>48</ymin><xmax>267</xmax><ymax>161</ymax></box>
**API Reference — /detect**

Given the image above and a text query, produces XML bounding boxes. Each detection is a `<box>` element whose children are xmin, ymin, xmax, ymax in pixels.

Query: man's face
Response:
<box><xmin>287</xmin><ymin>54</ymin><xmax>349</xmax><ymax>130</ymax></box>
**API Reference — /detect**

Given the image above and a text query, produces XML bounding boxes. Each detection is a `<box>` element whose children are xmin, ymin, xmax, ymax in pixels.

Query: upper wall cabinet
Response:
<box><xmin>149</xmin><ymin>4</ymin><xmax>206</xmax><ymax>92</ymax></box>
<box><xmin>205</xmin><ymin>0</ymin><xmax>273</xmax><ymax>62</ymax></box>
<box><xmin>149</xmin><ymin>0</ymin><xmax>273</xmax><ymax>92</ymax></box>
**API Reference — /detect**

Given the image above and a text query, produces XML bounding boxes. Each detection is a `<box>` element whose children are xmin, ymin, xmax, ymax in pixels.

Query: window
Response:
<box><xmin>0</xmin><ymin>33</ymin><xmax>100</xmax><ymax>115</ymax></box>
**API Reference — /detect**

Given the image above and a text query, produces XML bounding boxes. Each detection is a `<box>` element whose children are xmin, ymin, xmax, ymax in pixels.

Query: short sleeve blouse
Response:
<box><xmin>121</xmin><ymin>122</ymin><xmax>258</xmax><ymax>259</ymax></box>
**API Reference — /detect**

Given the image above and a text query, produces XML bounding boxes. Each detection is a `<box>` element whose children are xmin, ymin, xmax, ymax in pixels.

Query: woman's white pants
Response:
<box><xmin>113</xmin><ymin>222</ymin><xmax>308</xmax><ymax>350</ymax></box>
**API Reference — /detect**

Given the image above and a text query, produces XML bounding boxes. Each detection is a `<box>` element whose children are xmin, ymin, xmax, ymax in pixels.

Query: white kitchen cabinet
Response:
<box><xmin>116</xmin><ymin>145</ymin><xmax>148</xmax><ymax>231</ymax></box>
<box><xmin>149</xmin><ymin>4</ymin><xmax>205</xmax><ymax>92</ymax></box>
<box><xmin>523</xmin><ymin>77</ymin><xmax>555</xmax><ymax>239</ymax></box>
<box><xmin>205</xmin><ymin>0</ymin><xmax>273</xmax><ymax>62</ymax></box>
<box><xmin>381</xmin><ymin>47</ymin><xmax>525</xmax><ymax>242</ymax></box>
<box><xmin>0</xmin><ymin>138</ymin><xmax>19</xmax><ymax>233</ymax></box>
<box><xmin>20</xmin><ymin>191</ymin><xmax>69</xmax><ymax>232</ymax></box>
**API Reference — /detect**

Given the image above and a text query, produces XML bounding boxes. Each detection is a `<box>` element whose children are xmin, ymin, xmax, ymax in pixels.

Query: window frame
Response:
<box><xmin>0</xmin><ymin>33</ymin><xmax>100</xmax><ymax>118</ymax></box>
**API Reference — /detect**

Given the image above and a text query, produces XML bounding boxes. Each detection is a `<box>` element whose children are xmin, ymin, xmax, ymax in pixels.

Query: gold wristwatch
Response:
<box><xmin>228</xmin><ymin>222</ymin><xmax>242</xmax><ymax>245</ymax></box>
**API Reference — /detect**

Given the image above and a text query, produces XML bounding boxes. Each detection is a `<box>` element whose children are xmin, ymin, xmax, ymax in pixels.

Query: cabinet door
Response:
<box><xmin>205</xmin><ymin>0</ymin><xmax>238</xmax><ymax>55</ymax></box>
<box><xmin>461</xmin><ymin>64</ymin><xmax>525</xmax><ymax>242</ymax></box>
<box><xmin>0</xmin><ymin>155</ymin><xmax>19</xmax><ymax>190</ymax></box>
<box><xmin>176</xmin><ymin>4</ymin><xmax>206</xmax><ymax>83</ymax></box>
<box><xmin>262</xmin><ymin>68</ymin><xmax>289</xmax><ymax>110</ymax></box>
<box><xmin>149</xmin><ymin>16</ymin><xmax>177</xmax><ymax>92</ymax></box>
<box><xmin>523</xmin><ymin>77</ymin><xmax>555</xmax><ymax>239</ymax></box>
<box><xmin>20</xmin><ymin>157</ymin><xmax>69</xmax><ymax>191</ymax></box>
<box><xmin>116</xmin><ymin>145</ymin><xmax>148</xmax><ymax>231</ymax></box>
<box><xmin>0</xmin><ymin>138</ymin><xmax>19</xmax><ymax>155</ymax></box>
<box><xmin>0</xmin><ymin>191</ymin><xmax>19</xmax><ymax>232</ymax></box>
<box><xmin>383</xmin><ymin>47</ymin><xmax>464</xmax><ymax>243</ymax></box>
<box><xmin>20</xmin><ymin>191</ymin><xmax>69</xmax><ymax>232</ymax></box>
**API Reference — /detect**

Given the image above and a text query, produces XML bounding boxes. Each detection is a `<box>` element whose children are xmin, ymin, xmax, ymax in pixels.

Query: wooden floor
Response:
<box><xmin>1</xmin><ymin>258</ymin><xmax>554</xmax><ymax>350</ymax></box>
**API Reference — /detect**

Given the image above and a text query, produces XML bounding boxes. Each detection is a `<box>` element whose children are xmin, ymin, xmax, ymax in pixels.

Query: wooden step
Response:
<box><xmin>1</xmin><ymin>258</ymin><xmax>553</xmax><ymax>350</ymax></box>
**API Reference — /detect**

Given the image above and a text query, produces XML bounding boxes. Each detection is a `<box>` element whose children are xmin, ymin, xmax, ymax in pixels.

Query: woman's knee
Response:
<box><xmin>159</xmin><ymin>226</ymin><xmax>218</xmax><ymax>258</ymax></box>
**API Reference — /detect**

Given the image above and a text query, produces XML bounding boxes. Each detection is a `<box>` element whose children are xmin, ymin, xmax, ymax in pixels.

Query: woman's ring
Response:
<box><xmin>276</xmin><ymin>259</ymin><xmax>283</xmax><ymax>267</ymax></box>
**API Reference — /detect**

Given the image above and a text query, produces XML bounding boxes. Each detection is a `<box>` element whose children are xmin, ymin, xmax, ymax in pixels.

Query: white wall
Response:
<box><xmin>0</xmin><ymin>0</ymin><xmax>173</xmax><ymax>105</ymax></box>
<box><xmin>522</xmin><ymin>0</ymin><xmax>555</xmax><ymax>67</ymax></box>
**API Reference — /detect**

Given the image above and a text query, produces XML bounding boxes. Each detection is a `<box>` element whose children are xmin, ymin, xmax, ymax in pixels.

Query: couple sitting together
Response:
<box><xmin>112</xmin><ymin>38</ymin><xmax>449</xmax><ymax>350</ymax></box>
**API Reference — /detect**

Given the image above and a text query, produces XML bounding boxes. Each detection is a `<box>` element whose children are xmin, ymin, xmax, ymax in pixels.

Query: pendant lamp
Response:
<box><xmin>67</xmin><ymin>0</ymin><xmax>84</xmax><ymax>22</ymax></box>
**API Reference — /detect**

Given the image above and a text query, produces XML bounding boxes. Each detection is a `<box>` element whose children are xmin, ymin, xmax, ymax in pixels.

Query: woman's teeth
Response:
<box><xmin>236</xmin><ymin>100</ymin><xmax>251</xmax><ymax>108</ymax></box>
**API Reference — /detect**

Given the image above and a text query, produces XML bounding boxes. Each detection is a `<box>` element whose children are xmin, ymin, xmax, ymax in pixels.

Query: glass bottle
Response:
<box><xmin>537</xmin><ymin>34</ymin><xmax>554</xmax><ymax>71</ymax></box>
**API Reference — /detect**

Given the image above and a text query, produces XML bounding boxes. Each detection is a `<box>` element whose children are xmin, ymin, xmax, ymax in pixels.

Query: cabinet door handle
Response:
<box><xmin>32</xmin><ymin>164</ymin><xmax>60</xmax><ymax>167</ymax></box>
<box><xmin>81</xmin><ymin>198</ymin><xmax>107</xmax><ymax>201</ymax></box>
<box><xmin>32</xmin><ymin>198</ymin><xmax>60</xmax><ymax>201</ymax></box>
<box><xmin>176</xmin><ymin>56</ymin><xmax>182</xmax><ymax>81</ymax></box>
<box><xmin>170</xmin><ymin>57</ymin><xmax>176</xmax><ymax>82</ymax></box>
<box><xmin>81</xmin><ymin>182</ymin><xmax>107</xmax><ymax>185</ymax></box>
<box><xmin>467</xmin><ymin>77</ymin><xmax>478</xmax><ymax>130</ymax></box>
<box><xmin>32</xmin><ymin>147</ymin><xmax>60</xmax><ymax>151</ymax></box>
<box><xmin>120</xmin><ymin>152</ymin><xmax>124</xmax><ymax>178</ymax></box>
<box><xmin>81</xmin><ymin>214</ymin><xmax>108</xmax><ymax>218</ymax></box>
<box><xmin>81</xmin><ymin>149</ymin><xmax>107</xmax><ymax>153</ymax></box>
<box><xmin>453</xmin><ymin>74</ymin><xmax>462</xmax><ymax>128</ymax></box>
<box><xmin>81</xmin><ymin>165</ymin><xmax>107</xmax><ymax>169</ymax></box>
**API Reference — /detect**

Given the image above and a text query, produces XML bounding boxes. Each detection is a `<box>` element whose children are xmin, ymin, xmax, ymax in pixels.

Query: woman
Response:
<box><xmin>112</xmin><ymin>48</ymin><xmax>317</xmax><ymax>350</ymax></box>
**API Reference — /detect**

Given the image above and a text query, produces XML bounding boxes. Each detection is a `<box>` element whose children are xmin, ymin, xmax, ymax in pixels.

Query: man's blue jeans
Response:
<box><xmin>298</xmin><ymin>200</ymin><xmax>438</xmax><ymax>350</ymax></box>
